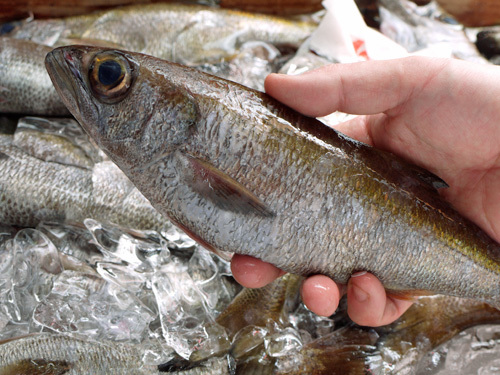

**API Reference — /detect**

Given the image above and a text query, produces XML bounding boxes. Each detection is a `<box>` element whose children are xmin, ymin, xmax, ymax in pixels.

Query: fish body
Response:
<box><xmin>7</xmin><ymin>3</ymin><xmax>315</xmax><ymax>65</ymax></box>
<box><xmin>0</xmin><ymin>117</ymin><xmax>169</xmax><ymax>232</ymax></box>
<box><xmin>0</xmin><ymin>38</ymin><xmax>69</xmax><ymax>115</ymax></box>
<box><xmin>0</xmin><ymin>333</ymin><xmax>158</xmax><ymax>374</ymax></box>
<box><xmin>46</xmin><ymin>46</ymin><xmax>500</xmax><ymax>308</ymax></box>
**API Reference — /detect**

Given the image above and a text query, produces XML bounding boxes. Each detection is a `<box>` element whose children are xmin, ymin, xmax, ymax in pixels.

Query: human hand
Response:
<box><xmin>231</xmin><ymin>56</ymin><xmax>500</xmax><ymax>326</ymax></box>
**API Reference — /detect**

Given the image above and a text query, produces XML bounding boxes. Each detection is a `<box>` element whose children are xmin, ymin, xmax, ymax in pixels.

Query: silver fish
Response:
<box><xmin>0</xmin><ymin>37</ymin><xmax>70</xmax><ymax>115</ymax></box>
<box><xmin>0</xmin><ymin>117</ymin><xmax>170</xmax><ymax>232</ymax></box>
<box><xmin>46</xmin><ymin>45</ymin><xmax>500</xmax><ymax>309</ymax></box>
<box><xmin>0</xmin><ymin>333</ymin><xmax>158</xmax><ymax>374</ymax></box>
<box><xmin>7</xmin><ymin>3</ymin><xmax>316</xmax><ymax>66</ymax></box>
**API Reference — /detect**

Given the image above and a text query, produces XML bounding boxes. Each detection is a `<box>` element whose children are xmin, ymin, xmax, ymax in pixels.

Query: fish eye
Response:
<box><xmin>89</xmin><ymin>51</ymin><xmax>136</xmax><ymax>104</ymax></box>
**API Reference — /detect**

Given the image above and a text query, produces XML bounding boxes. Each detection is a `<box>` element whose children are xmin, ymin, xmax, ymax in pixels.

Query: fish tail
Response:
<box><xmin>276</xmin><ymin>346</ymin><xmax>377</xmax><ymax>375</ymax></box>
<box><xmin>276</xmin><ymin>327</ymin><xmax>379</xmax><ymax>375</ymax></box>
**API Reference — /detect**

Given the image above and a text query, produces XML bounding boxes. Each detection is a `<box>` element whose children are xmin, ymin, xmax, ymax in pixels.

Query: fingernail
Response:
<box><xmin>351</xmin><ymin>271</ymin><xmax>368</xmax><ymax>278</ymax></box>
<box><xmin>352</xmin><ymin>284</ymin><xmax>369</xmax><ymax>303</ymax></box>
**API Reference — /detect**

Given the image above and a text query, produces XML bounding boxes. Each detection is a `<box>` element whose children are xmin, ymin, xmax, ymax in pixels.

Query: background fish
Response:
<box><xmin>277</xmin><ymin>295</ymin><xmax>500</xmax><ymax>375</ymax></box>
<box><xmin>0</xmin><ymin>116</ymin><xmax>170</xmax><ymax>232</ymax></box>
<box><xmin>0</xmin><ymin>37</ymin><xmax>69</xmax><ymax>115</ymax></box>
<box><xmin>46</xmin><ymin>45</ymin><xmax>500</xmax><ymax>309</ymax></box>
<box><xmin>374</xmin><ymin>295</ymin><xmax>500</xmax><ymax>374</ymax></box>
<box><xmin>0</xmin><ymin>0</ymin><xmax>323</xmax><ymax>20</ymax></box>
<box><xmin>163</xmin><ymin>274</ymin><xmax>301</xmax><ymax>372</ymax></box>
<box><xmin>0</xmin><ymin>333</ymin><xmax>159</xmax><ymax>374</ymax></box>
<box><xmin>6</xmin><ymin>3</ymin><xmax>316</xmax><ymax>66</ymax></box>
<box><xmin>275</xmin><ymin>326</ymin><xmax>378</xmax><ymax>375</ymax></box>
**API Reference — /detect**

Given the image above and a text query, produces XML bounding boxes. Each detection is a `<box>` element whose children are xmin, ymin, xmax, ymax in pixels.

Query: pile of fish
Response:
<box><xmin>1</xmin><ymin>1</ymin><xmax>500</xmax><ymax>374</ymax></box>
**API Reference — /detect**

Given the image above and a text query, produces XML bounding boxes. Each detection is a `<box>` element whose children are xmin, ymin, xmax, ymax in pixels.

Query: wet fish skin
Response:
<box><xmin>0</xmin><ymin>38</ymin><xmax>69</xmax><ymax>116</ymax></box>
<box><xmin>13</xmin><ymin>126</ymin><xmax>94</xmax><ymax>170</ymax></box>
<box><xmin>0</xmin><ymin>333</ymin><xmax>158</xmax><ymax>374</ymax></box>
<box><xmin>0</xmin><ymin>118</ymin><xmax>170</xmax><ymax>232</ymax></box>
<box><xmin>7</xmin><ymin>3</ymin><xmax>316</xmax><ymax>66</ymax></box>
<box><xmin>46</xmin><ymin>45</ymin><xmax>500</xmax><ymax>308</ymax></box>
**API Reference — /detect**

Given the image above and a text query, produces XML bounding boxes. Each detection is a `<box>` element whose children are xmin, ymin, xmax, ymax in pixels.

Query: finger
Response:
<box><xmin>301</xmin><ymin>275</ymin><xmax>341</xmax><ymax>317</ymax></box>
<box><xmin>230</xmin><ymin>254</ymin><xmax>284</xmax><ymax>288</ymax></box>
<box><xmin>264</xmin><ymin>56</ymin><xmax>443</xmax><ymax>118</ymax></box>
<box><xmin>346</xmin><ymin>271</ymin><xmax>413</xmax><ymax>327</ymax></box>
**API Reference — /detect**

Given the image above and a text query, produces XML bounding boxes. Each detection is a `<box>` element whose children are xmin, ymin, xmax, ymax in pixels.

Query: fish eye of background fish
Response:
<box><xmin>89</xmin><ymin>51</ymin><xmax>136</xmax><ymax>104</ymax></box>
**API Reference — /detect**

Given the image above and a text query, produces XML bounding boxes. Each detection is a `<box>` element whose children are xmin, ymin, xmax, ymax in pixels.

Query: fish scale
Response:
<box><xmin>0</xmin><ymin>38</ymin><xmax>70</xmax><ymax>115</ymax></box>
<box><xmin>0</xmin><ymin>125</ymin><xmax>170</xmax><ymax>232</ymax></box>
<box><xmin>46</xmin><ymin>45</ymin><xmax>500</xmax><ymax>309</ymax></box>
<box><xmin>0</xmin><ymin>334</ymin><xmax>158</xmax><ymax>374</ymax></box>
<box><xmin>6</xmin><ymin>3</ymin><xmax>316</xmax><ymax>65</ymax></box>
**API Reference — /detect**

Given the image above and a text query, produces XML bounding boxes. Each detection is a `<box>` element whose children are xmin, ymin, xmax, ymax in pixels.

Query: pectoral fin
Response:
<box><xmin>0</xmin><ymin>359</ymin><xmax>71</xmax><ymax>375</ymax></box>
<box><xmin>181</xmin><ymin>153</ymin><xmax>274</xmax><ymax>217</ymax></box>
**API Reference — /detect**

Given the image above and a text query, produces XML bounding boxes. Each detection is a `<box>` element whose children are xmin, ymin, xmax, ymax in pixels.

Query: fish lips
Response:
<box><xmin>45</xmin><ymin>46</ymin><xmax>99</xmax><ymax>131</ymax></box>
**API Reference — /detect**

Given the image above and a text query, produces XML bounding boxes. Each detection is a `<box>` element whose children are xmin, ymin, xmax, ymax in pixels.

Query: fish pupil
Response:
<box><xmin>98</xmin><ymin>60</ymin><xmax>123</xmax><ymax>87</ymax></box>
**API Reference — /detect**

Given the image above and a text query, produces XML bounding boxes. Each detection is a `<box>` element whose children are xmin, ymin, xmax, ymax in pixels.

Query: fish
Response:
<box><xmin>159</xmin><ymin>356</ymin><xmax>233</xmax><ymax>375</ymax></box>
<box><xmin>0</xmin><ymin>37</ymin><xmax>70</xmax><ymax>115</ymax></box>
<box><xmin>276</xmin><ymin>295</ymin><xmax>500</xmax><ymax>375</ymax></box>
<box><xmin>46</xmin><ymin>45</ymin><xmax>500</xmax><ymax>309</ymax></box>
<box><xmin>0</xmin><ymin>116</ymin><xmax>170</xmax><ymax>232</ymax></box>
<box><xmin>7</xmin><ymin>3</ymin><xmax>316</xmax><ymax>66</ymax></box>
<box><xmin>13</xmin><ymin>117</ymin><xmax>96</xmax><ymax>169</ymax></box>
<box><xmin>0</xmin><ymin>333</ymin><xmax>159</xmax><ymax>374</ymax></box>
<box><xmin>0</xmin><ymin>0</ymin><xmax>323</xmax><ymax>20</ymax></box>
<box><xmin>216</xmin><ymin>273</ymin><xmax>301</xmax><ymax>338</ymax></box>
<box><xmin>374</xmin><ymin>295</ymin><xmax>500</xmax><ymax>374</ymax></box>
<box><xmin>274</xmin><ymin>326</ymin><xmax>378</xmax><ymax>375</ymax></box>
<box><xmin>162</xmin><ymin>274</ymin><xmax>301</xmax><ymax>371</ymax></box>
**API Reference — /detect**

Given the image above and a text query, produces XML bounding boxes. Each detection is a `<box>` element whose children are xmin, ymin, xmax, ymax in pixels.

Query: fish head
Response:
<box><xmin>45</xmin><ymin>45</ymin><xmax>197</xmax><ymax>172</ymax></box>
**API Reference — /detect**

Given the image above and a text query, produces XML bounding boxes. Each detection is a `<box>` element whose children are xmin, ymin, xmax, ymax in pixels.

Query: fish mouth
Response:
<box><xmin>45</xmin><ymin>46</ymin><xmax>98</xmax><ymax>125</ymax></box>
<box><xmin>45</xmin><ymin>48</ymin><xmax>81</xmax><ymax>116</ymax></box>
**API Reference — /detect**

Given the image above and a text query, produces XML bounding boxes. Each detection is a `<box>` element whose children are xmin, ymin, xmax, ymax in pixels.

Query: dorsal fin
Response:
<box><xmin>180</xmin><ymin>153</ymin><xmax>274</xmax><ymax>217</ymax></box>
